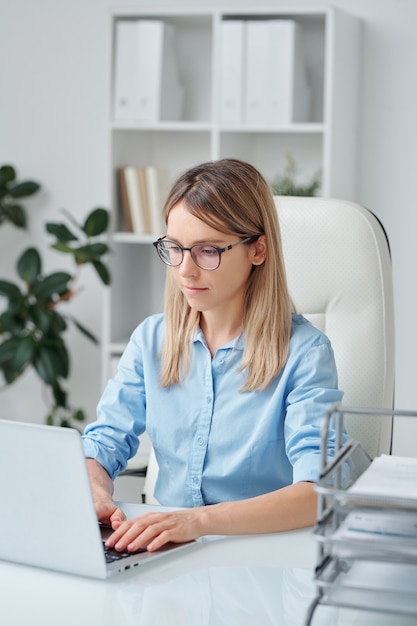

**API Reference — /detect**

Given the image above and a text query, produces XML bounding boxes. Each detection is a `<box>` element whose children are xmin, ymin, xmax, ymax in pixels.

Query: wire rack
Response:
<box><xmin>305</xmin><ymin>404</ymin><xmax>417</xmax><ymax>625</ymax></box>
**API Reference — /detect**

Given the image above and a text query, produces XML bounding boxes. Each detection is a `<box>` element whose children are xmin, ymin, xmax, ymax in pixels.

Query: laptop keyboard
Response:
<box><xmin>99</xmin><ymin>523</ymin><xmax>147</xmax><ymax>563</ymax></box>
<box><xmin>102</xmin><ymin>540</ymin><xmax>146</xmax><ymax>563</ymax></box>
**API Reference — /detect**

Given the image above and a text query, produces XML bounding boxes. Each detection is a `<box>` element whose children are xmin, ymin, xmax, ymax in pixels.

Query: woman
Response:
<box><xmin>82</xmin><ymin>158</ymin><xmax>343</xmax><ymax>554</ymax></box>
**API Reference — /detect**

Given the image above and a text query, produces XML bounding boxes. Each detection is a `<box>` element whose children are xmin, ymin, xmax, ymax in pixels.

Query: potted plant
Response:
<box><xmin>0</xmin><ymin>164</ymin><xmax>111</xmax><ymax>428</ymax></box>
<box><xmin>270</xmin><ymin>152</ymin><xmax>321</xmax><ymax>197</ymax></box>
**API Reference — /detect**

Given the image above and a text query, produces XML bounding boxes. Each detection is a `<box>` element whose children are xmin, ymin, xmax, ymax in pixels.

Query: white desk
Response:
<box><xmin>0</xmin><ymin>503</ymin><xmax>415</xmax><ymax>626</ymax></box>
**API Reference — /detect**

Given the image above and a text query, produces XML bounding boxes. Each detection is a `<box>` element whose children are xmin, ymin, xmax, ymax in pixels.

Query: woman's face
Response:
<box><xmin>166</xmin><ymin>201</ymin><xmax>265</xmax><ymax>318</ymax></box>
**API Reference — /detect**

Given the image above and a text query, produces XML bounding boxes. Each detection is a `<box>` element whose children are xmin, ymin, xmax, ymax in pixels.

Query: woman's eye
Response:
<box><xmin>200</xmin><ymin>246</ymin><xmax>217</xmax><ymax>256</ymax></box>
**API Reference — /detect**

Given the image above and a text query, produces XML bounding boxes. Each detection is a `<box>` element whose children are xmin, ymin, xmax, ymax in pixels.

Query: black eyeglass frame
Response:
<box><xmin>152</xmin><ymin>236</ymin><xmax>257</xmax><ymax>271</ymax></box>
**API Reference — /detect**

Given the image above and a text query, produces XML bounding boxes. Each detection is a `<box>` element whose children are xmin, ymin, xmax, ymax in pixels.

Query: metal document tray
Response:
<box><xmin>305</xmin><ymin>405</ymin><xmax>417</xmax><ymax>625</ymax></box>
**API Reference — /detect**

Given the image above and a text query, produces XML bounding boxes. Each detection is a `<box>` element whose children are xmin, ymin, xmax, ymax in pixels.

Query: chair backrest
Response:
<box><xmin>275</xmin><ymin>196</ymin><xmax>395</xmax><ymax>458</ymax></box>
<box><xmin>142</xmin><ymin>196</ymin><xmax>395</xmax><ymax>501</ymax></box>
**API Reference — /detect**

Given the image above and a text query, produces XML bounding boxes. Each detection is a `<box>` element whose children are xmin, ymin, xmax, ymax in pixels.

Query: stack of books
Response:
<box><xmin>117</xmin><ymin>166</ymin><xmax>170</xmax><ymax>235</ymax></box>
<box><xmin>220</xmin><ymin>19</ymin><xmax>310</xmax><ymax>125</ymax></box>
<box><xmin>113</xmin><ymin>19</ymin><xmax>183</xmax><ymax>123</ymax></box>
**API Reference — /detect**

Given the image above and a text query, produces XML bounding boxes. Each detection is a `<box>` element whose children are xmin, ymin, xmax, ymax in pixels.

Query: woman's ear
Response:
<box><xmin>252</xmin><ymin>234</ymin><xmax>267</xmax><ymax>266</ymax></box>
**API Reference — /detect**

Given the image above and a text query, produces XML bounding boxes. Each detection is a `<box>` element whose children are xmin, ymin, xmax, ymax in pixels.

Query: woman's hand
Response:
<box><xmin>104</xmin><ymin>481</ymin><xmax>317</xmax><ymax>553</ymax></box>
<box><xmin>86</xmin><ymin>458</ymin><xmax>126</xmax><ymax>527</ymax></box>
<box><xmin>94</xmin><ymin>493</ymin><xmax>126</xmax><ymax>528</ymax></box>
<box><xmin>105</xmin><ymin>508</ymin><xmax>204</xmax><ymax>552</ymax></box>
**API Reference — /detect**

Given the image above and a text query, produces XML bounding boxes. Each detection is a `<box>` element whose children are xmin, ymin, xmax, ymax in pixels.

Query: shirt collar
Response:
<box><xmin>193</xmin><ymin>326</ymin><xmax>245</xmax><ymax>351</ymax></box>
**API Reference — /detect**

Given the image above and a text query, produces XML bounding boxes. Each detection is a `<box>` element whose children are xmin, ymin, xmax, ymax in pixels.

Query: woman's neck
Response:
<box><xmin>200</xmin><ymin>313</ymin><xmax>243</xmax><ymax>356</ymax></box>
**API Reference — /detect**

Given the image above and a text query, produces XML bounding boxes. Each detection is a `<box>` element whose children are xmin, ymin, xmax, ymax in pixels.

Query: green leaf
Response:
<box><xmin>60</xmin><ymin>208</ymin><xmax>82</xmax><ymax>233</ymax></box>
<box><xmin>1</xmin><ymin>362</ymin><xmax>22</xmax><ymax>384</ymax></box>
<box><xmin>74</xmin><ymin>242</ymin><xmax>109</xmax><ymax>264</ymax></box>
<box><xmin>50</xmin><ymin>242</ymin><xmax>75</xmax><ymax>254</ymax></box>
<box><xmin>32</xmin><ymin>272</ymin><xmax>72</xmax><ymax>301</ymax></box>
<box><xmin>46</xmin><ymin>309</ymin><xmax>68</xmax><ymax>334</ymax></box>
<box><xmin>46</xmin><ymin>222</ymin><xmax>78</xmax><ymax>242</ymax></box>
<box><xmin>0</xmin><ymin>165</ymin><xmax>16</xmax><ymax>187</ymax></box>
<box><xmin>34</xmin><ymin>344</ymin><xmax>68</xmax><ymax>384</ymax></box>
<box><xmin>0</xmin><ymin>311</ymin><xmax>26</xmax><ymax>334</ymax></box>
<box><xmin>12</xmin><ymin>334</ymin><xmax>36</xmax><ymax>370</ymax></box>
<box><xmin>0</xmin><ymin>279</ymin><xmax>24</xmax><ymax>302</ymax></box>
<box><xmin>52</xmin><ymin>381</ymin><xmax>67</xmax><ymax>408</ymax></box>
<box><xmin>3</xmin><ymin>204</ymin><xmax>27</xmax><ymax>228</ymax></box>
<box><xmin>17</xmin><ymin>248</ymin><xmax>42</xmax><ymax>284</ymax></box>
<box><xmin>52</xmin><ymin>338</ymin><xmax>70</xmax><ymax>378</ymax></box>
<box><xmin>46</xmin><ymin>414</ymin><xmax>54</xmax><ymax>426</ymax></box>
<box><xmin>69</xmin><ymin>315</ymin><xmax>98</xmax><ymax>343</ymax></box>
<box><xmin>92</xmin><ymin>260</ymin><xmax>111</xmax><ymax>285</ymax></box>
<box><xmin>26</xmin><ymin>306</ymin><xmax>49</xmax><ymax>333</ymax></box>
<box><xmin>33</xmin><ymin>347</ymin><xmax>55</xmax><ymax>384</ymax></box>
<box><xmin>0</xmin><ymin>337</ymin><xmax>21</xmax><ymax>364</ymax></box>
<box><xmin>8</xmin><ymin>181</ymin><xmax>40</xmax><ymax>198</ymax></box>
<box><xmin>73</xmin><ymin>408</ymin><xmax>86</xmax><ymax>422</ymax></box>
<box><xmin>83</xmin><ymin>208</ymin><xmax>109</xmax><ymax>237</ymax></box>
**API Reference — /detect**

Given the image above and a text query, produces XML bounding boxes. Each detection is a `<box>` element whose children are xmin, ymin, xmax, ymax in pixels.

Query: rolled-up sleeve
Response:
<box><xmin>283</xmin><ymin>335</ymin><xmax>344</xmax><ymax>484</ymax></box>
<box><xmin>82</xmin><ymin>329</ymin><xmax>147</xmax><ymax>480</ymax></box>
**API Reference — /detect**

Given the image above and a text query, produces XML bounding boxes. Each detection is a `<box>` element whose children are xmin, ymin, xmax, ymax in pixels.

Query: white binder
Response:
<box><xmin>244</xmin><ymin>19</ymin><xmax>310</xmax><ymax>125</ymax></box>
<box><xmin>268</xmin><ymin>20</ymin><xmax>310</xmax><ymax>124</ymax></box>
<box><xmin>113</xmin><ymin>20</ymin><xmax>183</xmax><ymax>123</ymax></box>
<box><xmin>113</xmin><ymin>21</ymin><xmax>141</xmax><ymax>121</ymax></box>
<box><xmin>244</xmin><ymin>21</ymin><xmax>271</xmax><ymax>125</ymax></box>
<box><xmin>220</xmin><ymin>20</ymin><xmax>246</xmax><ymax>125</ymax></box>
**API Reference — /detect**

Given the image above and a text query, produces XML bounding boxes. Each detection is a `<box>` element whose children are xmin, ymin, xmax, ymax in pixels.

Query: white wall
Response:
<box><xmin>1</xmin><ymin>0</ymin><xmax>416</xmax><ymax>454</ymax></box>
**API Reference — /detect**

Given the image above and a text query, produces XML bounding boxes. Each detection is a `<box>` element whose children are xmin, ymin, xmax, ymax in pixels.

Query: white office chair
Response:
<box><xmin>276</xmin><ymin>196</ymin><xmax>394</xmax><ymax>458</ymax></box>
<box><xmin>142</xmin><ymin>196</ymin><xmax>395</xmax><ymax>503</ymax></box>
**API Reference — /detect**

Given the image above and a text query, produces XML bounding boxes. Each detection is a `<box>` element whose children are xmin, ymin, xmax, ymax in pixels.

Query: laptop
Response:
<box><xmin>0</xmin><ymin>419</ymin><xmax>192</xmax><ymax>579</ymax></box>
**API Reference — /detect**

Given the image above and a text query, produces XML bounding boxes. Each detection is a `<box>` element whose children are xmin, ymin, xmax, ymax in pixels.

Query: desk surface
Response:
<box><xmin>0</xmin><ymin>503</ymin><xmax>415</xmax><ymax>626</ymax></box>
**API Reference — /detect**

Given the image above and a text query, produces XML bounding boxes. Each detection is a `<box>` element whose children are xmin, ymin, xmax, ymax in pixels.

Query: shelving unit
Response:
<box><xmin>103</xmin><ymin>7</ymin><xmax>361</xmax><ymax>387</ymax></box>
<box><xmin>306</xmin><ymin>405</ymin><xmax>417</xmax><ymax>625</ymax></box>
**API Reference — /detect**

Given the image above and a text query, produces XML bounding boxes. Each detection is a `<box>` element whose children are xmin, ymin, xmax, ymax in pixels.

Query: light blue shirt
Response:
<box><xmin>82</xmin><ymin>313</ymin><xmax>343</xmax><ymax>507</ymax></box>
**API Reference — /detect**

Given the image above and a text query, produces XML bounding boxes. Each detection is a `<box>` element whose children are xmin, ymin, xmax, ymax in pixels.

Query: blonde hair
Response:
<box><xmin>159</xmin><ymin>158</ymin><xmax>293</xmax><ymax>391</ymax></box>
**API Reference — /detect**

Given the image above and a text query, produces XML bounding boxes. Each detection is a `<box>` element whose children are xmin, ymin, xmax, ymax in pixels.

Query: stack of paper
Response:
<box><xmin>117</xmin><ymin>166</ymin><xmax>169</xmax><ymax>235</ymax></box>
<box><xmin>113</xmin><ymin>20</ymin><xmax>183</xmax><ymax>123</ymax></box>
<box><xmin>347</xmin><ymin>454</ymin><xmax>417</xmax><ymax>503</ymax></box>
<box><xmin>333</xmin><ymin>509</ymin><xmax>417</xmax><ymax>546</ymax></box>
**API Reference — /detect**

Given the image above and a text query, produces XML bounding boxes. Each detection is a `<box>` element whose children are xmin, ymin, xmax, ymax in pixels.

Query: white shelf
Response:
<box><xmin>111</xmin><ymin>121</ymin><xmax>214</xmax><ymax>132</ymax></box>
<box><xmin>102</xmin><ymin>6</ymin><xmax>361</xmax><ymax>387</ymax></box>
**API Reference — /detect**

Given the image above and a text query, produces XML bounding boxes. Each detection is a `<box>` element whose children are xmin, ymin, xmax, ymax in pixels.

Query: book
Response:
<box><xmin>144</xmin><ymin>166</ymin><xmax>170</xmax><ymax>235</ymax></box>
<box><xmin>113</xmin><ymin>19</ymin><xmax>183</xmax><ymax>123</ymax></box>
<box><xmin>117</xmin><ymin>168</ymin><xmax>133</xmax><ymax>232</ymax></box>
<box><xmin>220</xmin><ymin>20</ymin><xmax>246</xmax><ymax>125</ymax></box>
<box><xmin>137</xmin><ymin>167</ymin><xmax>151</xmax><ymax>234</ymax></box>
<box><xmin>117</xmin><ymin>165</ymin><xmax>170</xmax><ymax>235</ymax></box>
<box><xmin>123</xmin><ymin>166</ymin><xmax>146</xmax><ymax>234</ymax></box>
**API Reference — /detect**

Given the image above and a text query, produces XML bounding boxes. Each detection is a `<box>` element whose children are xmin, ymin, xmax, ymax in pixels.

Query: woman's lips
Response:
<box><xmin>182</xmin><ymin>285</ymin><xmax>207</xmax><ymax>296</ymax></box>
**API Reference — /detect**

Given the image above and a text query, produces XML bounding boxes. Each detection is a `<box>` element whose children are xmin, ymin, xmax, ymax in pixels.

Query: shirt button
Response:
<box><xmin>192</xmin><ymin>476</ymin><xmax>199</xmax><ymax>484</ymax></box>
<box><xmin>197</xmin><ymin>437</ymin><xmax>204</xmax><ymax>446</ymax></box>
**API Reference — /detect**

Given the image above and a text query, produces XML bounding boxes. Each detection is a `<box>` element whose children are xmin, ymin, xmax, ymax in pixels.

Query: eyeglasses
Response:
<box><xmin>153</xmin><ymin>236</ymin><xmax>256</xmax><ymax>271</ymax></box>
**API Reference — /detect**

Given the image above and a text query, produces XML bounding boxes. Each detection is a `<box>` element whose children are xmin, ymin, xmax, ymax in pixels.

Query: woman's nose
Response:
<box><xmin>178</xmin><ymin>249</ymin><xmax>197</xmax><ymax>275</ymax></box>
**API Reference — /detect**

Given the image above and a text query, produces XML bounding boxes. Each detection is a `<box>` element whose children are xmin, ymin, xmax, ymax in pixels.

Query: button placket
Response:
<box><xmin>189</xmin><ymin>351</ymin><xmax>214</xmax><ymax>506</ymax></box>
